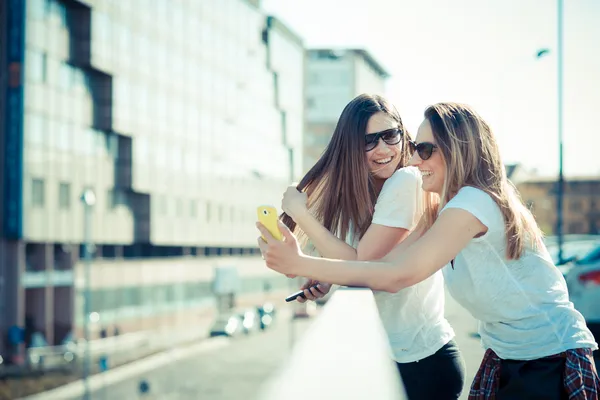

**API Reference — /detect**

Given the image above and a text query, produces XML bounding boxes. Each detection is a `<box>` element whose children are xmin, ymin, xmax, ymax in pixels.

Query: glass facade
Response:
<box><xmin>0</xmin><ymin>0</ymin><xmax>306</xmax><ymax>349</ymax></box>
<box><xmin>20</xmin><ymin>0</ymin><xmax>299</xmax><ymax>248</ymax></box>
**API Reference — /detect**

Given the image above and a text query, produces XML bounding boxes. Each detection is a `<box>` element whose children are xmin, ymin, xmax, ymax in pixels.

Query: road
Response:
<box><xmin>87</xmin><ymin>312</ymin><xmax>313</xmax><ymax>400</ymax></box>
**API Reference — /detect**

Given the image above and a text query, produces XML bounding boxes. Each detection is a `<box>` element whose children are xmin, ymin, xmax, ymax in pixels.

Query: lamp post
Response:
<box><xmin>536</xmin><ymin>0</ymin><xmax>565</xmax><ymax>264</ymax></box>
<box><xmin>80</xmin><ymin>189</ymin><xmax>96</xmax><ymax>400</ymax></box>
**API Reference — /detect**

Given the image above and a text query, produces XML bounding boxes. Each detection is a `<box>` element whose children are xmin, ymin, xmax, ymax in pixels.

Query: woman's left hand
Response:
<box><xmin>257</xmin><ymin>221</ymin><xmax>305</xmax><ymax>277</ymax></box>
<box><xmin>281</xmin><ymin>185</ymin><xmax>308</xmax><ymax>221</ymax></box>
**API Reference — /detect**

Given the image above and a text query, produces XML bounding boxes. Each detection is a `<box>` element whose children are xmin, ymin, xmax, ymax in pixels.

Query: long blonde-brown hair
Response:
<box><xmin>422</xmin><ymin>102</ymin><xmax>543</xmax><ymax>259</ymax></box>
<box><xmin>281</xmin><ymin>94</ymin><xmax>412</xmax><ymax>242</ymax></box>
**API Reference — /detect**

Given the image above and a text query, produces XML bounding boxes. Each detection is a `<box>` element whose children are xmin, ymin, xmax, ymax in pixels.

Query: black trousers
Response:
<box><xmin>497</xmin><ymin>356</ymin><xmax>568</xmax><ymax>400</ymax></box>
<box><xmin>396</xmin><ymin>339</ymin><xmax>466</xmax><ymax>400</ymax></box>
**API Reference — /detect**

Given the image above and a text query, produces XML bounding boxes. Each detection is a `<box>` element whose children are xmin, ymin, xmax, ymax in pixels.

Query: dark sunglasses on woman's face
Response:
<box><xmin>365</xmin><ymin>128</ymin><xmax>403</xmax><ymax>152</ymax></box>
<box><xmin>408</xmin><ymin>140</ymin><xmax>437</xmax><ymax>160</ymax></box>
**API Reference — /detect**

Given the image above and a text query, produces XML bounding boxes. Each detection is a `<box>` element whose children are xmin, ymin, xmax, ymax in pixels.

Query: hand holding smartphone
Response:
<box><xmin>285</xmin><ymin>284</ymin><xmax>321</xmax><ymax>302</ymax></box>
<box><xmin>257</xmin><ymin>205</ymin><xmax>283</xmax><ymax>241</ymax></box>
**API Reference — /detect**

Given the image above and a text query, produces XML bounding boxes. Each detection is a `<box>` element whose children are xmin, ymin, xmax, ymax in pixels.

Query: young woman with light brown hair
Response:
<box><xmin>259</xmin><ymin>102</ymin><xmax>599</xmax><ymax>399</ymax></box>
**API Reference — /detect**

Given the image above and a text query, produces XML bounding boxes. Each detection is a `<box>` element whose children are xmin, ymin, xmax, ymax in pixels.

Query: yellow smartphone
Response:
<box><xmin>257</xmin><ymin>205</ymin><xmax>283</xmax><ymax>241</ymax></box>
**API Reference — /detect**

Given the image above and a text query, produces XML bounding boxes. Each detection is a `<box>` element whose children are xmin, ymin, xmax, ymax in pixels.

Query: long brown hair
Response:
<box><xmin>281</xmin><ymin>94</ymin><xmax>412</xmax><ymax>242</ymax></box>
<box><xmin>422</xmin><ymin>102</ymin><xmax>543</xmax><ymax>259</ymax></box>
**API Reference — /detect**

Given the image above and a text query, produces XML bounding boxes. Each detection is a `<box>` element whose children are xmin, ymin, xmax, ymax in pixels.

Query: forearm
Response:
<box><xmin>299</xmin><ymin>256</ymin><xmax>406</xmax><ymax>292</ymax></box>
<box><xmin>293</xmin><ymin>210</ymin><xmax>357</xmax><ymax>260</ymax></box>
<box><xmin>296</xmin><ymin>228</ymin><xmax>447</xmax><ymax>293</ymax></box>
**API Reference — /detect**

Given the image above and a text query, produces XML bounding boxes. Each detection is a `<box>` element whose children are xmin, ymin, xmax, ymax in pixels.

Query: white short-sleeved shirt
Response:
<box><xmin>441</xmin><ymin>186</ymin><xmax>598</xmax><ymax>360</ymax></box>
<box><xmin>348</xmin><ymin>166</ymin><xmax>455</xmax><ymax>363</ymax></box>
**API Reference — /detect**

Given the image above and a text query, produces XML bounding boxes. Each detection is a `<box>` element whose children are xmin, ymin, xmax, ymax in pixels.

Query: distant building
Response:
<box><xmin>516</xmin><ymin>177</ymin><xmax>600</xmax><ymax>235</ymax></box>
<box><xmin>303</xmin><ymin>48</ymin><xmax>390</xmax><ymax>172</ymax></box>
<box><xmin>263</xmin><ymin>15</ymin><xmax>305</xmax><ymax>181</ymax></box>
<box><xmin>0</xmin><ymin>0</ymin><xmax>303</xmax><ymax>348</ymax></box>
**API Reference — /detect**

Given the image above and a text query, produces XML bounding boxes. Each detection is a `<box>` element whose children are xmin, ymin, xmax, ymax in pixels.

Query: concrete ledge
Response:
<box><xmin>258</xmin><ymin>288</ymin><xmax>407</xmax><ymax>400</ymax></box>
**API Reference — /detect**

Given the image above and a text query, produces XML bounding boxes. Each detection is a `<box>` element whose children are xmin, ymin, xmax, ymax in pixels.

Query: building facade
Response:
<box><xmin>516</xmin><ymin>177</ymin><xmax>600</xmax><ymax>236</ymax></box>
<box><xmin>303</xmin><ymin>48</ymin><xmax>390</xmax><ymax>172</ymax></box>
<box><xmin>0</xmin><ymin>0</ymin><xmax>304</xmax><ymax>349</ymax></box>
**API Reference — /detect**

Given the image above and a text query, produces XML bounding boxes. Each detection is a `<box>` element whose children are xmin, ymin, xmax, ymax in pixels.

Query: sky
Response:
<box><xmin>263</xmin><ymin>0</ymin><xmax>600</xmax><ymax>177</ymax></box>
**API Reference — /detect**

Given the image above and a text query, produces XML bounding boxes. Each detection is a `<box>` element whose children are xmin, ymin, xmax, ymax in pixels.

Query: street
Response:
<box><xmin>88</xmin><ymin>312</ymin><xmax>313</xmax><ymax>400</ymax></box>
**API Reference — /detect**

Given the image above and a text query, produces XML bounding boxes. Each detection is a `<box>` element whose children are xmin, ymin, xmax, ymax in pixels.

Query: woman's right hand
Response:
<box><xmin>296</xmin><ymin>279</ymin><xmax>332</xmax><ymax>303</ymax></box>
<box><xmin>281</xmin><ymin>185</ymin><xmax>308</xmax><ymax>221</ymax></box>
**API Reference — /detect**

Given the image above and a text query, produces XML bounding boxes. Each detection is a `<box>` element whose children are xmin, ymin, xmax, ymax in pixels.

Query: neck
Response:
<box><xmin>373</xmin><ymin>177</ymin><xmax>386</xmax><ymax>195</ymax></box>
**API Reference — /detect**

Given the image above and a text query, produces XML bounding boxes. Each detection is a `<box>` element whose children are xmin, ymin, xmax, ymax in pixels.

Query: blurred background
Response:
<box><xmin>0</xmin><ymin>0</ymin><xmax>598</xmax><ymax>399</ymax></box>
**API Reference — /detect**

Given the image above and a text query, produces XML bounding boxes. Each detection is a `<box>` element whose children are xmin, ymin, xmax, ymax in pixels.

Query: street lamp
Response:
<box><xmin>80</xmin><ymin>189</ymin><xmax>96</xmax><ymax>400</ymax></box>
<box><xmin>536</xmin><ymin>0</ymin><xmax>565</xmax><ymax>265</ymax></box>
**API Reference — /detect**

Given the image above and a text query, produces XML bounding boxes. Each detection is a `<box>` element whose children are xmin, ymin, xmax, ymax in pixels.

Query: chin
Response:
<box><xmin>375</xmin><ymin>166</ymin><xmax>396</xmax><ymax>180</ymax></box>
<box><xmin>421</xmin><ymin>182</ymin><xmax>437</xmax><ymax>194</ymax></box>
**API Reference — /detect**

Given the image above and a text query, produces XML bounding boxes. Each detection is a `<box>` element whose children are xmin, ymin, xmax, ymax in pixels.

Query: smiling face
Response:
<box><xmin>365</xmin><ymin>112</ymin><xmax>403</xmax><ymax>180</ymax></box>
<box><xmin>409</xmin><ymin>119</ymin><xmax>446</xmax><ymax>194</ymax></box>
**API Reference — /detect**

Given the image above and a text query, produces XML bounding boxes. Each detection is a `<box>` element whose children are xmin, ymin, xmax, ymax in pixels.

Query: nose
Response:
<box><xmin>373</xmin><ymin>138</ymin><xmax>392</xmax><ymax>153</ymax></box>
<box><xmin>408</xmin><ymin>150</ymin><xmax>421</xmax><ymax>166</ymax></box>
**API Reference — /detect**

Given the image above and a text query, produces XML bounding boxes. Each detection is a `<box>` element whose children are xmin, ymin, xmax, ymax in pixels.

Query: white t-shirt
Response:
<box><xmin>349</xmin><ymin>166</ymin><xmax>455</xmax><ymax>363</ymax></box>
<box><xmin>441</xmin><ymin>186</ymin><xmax>598</xmax><ymax>360</ymax></box>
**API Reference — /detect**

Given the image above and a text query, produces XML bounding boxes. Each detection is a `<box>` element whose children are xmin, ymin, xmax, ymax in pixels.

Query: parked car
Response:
<box><xmin>256</xmin><ymin>302</ymin><xmax>276</xmax><ymax>330</ymax></box>
<box><xmin>563</xmin><ymin>243</ymin><xmax>600</xmax><ymax>344</ymax></box>
<box><xmin>239</xmin><ymin>308</ymin><xmax>261</xmax><ymax>335</ymax></box>
<box><xmin>209</xmin><ymin>313</ymin><xmax>244</xmax><ymax>338</ymax></box>
<box><xmin>547</xmin><ymin>238</ymin><xmax>598</xmax><ymax>265</ymax></box>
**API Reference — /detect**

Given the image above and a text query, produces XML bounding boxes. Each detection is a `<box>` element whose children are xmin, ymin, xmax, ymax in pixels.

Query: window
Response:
<box><xmin>25</xmin><ymin>113</ymin><xmax>44</xmax><ymax>145</ymax></box>
<box><xmin>206</xmin><ymin>202</ymin><xmax>212</xmax><ymax>222</ymax></box>
<box><xmin>59</xmin><ymin>62</ymin><xmax>73</xmax><ymax>90</ymax></box>
<box><xmin>106</xmin><ymin>133</ymin><xmax>119</xmax><ymax>158</ymax></box>
<box><xmin>32</xmin><ymin>178</ymin><xmax>45</xmax><ymax>207</ymax></box>
<box><xmin>49</xmin><ymin>0</ymin><xmax>67</xmax><ymax>25</ymax></box>
<box><xmin>25</xmin><ymin>50</ymin><xmax>47</xmax><ymax>83</ymax></box>
<box><xmin>175</xmin><ymin>198</ymin><xmax>183</xmax><ymax>217</ymax></box>
<box><xmin>108</xmin><ymin>189</ymin><xmax>127</xmax><ymax>209</ymax></box>
<box><xmin>568</xmin><ymin>222</ymin><xmax>584</xmax><ymax>234</ymax></box>
<box><xmin>29</xmin><ymin>0</ymin><xmax>49</xmax><ymax>19</ymax></box>
<box><xmin>190</xmin><ymin>200</ymin><xmax>197</xmax><ymax>218</ymax></box>
<box><xmin>59</xmin><ymin>182</ymin><xmax>70</xmax><ymax>209</ymax></box>
<box><xmin>155</xmin><ymin>195</ymin><xmax>168</xmax><ymax>216</ymax></box>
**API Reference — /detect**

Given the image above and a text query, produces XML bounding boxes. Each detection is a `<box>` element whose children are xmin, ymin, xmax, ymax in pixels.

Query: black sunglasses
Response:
<box><xmin>408</xmin><ymin>140</ymin><xmax>437</xmax><ymax>160</ymax></box>
<box><xmin>365</xmin><ymin>128</ymin><xmax>403</xmax><ymax>152</ymax></box>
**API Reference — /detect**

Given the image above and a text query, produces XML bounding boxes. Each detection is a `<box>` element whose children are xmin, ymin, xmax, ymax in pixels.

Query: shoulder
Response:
<box><xmin>381</xmin><ymin>167</ymin><xmax>421</xmax><ymax>193</ymax></box>
<box><xmin>443</xmin><ymin>186</ymin><xmax>500</xmax><ymax>228</ymax></box>
<box><xmin>447</xmin><ymin>186</ymin><xmax>495</xmax><ymax>207</ymax></box>
<box><xmin>373</xmin><ymin>167</ymin><xmax>423</xmax><ymax>228</ymax></box>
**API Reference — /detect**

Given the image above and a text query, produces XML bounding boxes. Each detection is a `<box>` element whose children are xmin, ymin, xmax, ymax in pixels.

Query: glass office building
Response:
<box><xmin>0</xmin><ymin>0</ymin><xmax>304</xmax><ymax>347</ymax></box>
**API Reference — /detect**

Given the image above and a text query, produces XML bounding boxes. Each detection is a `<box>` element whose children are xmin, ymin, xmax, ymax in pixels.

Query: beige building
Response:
<box><xmin>516</xmin><ymin>177</ymin><xmax>600</xmax><ymax>236</ymax></box>
<box><xmin>0</xmin><ymin>0</ymin><xmax>304</xmax><ymax>348</ymax></box>
<box><xmin>303</xmin><ymin>48</ymin><xmax>390</xmax><ymax>172</ymax></box>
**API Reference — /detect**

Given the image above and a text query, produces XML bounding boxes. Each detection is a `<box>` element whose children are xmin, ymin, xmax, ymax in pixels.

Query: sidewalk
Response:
<box><xmin>19</xmin><ymin>304</ymin><xmax>296</xmax><ymax>400</ymax></box>
<box><xmin>18</xmin><ymin>338</ymin><xmax>231</xmax><ymax>400</ymax></box>
<box><xmin>3</xmin><ymin>289</ymin><xmax>291</xmax><ymax>400</ymax></box>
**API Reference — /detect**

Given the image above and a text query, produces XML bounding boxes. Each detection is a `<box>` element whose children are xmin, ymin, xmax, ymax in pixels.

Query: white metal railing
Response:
<box><xmin>258</xmin><ymin>288</ymin><xmax>407</xmax><ymax>400</ymax></box>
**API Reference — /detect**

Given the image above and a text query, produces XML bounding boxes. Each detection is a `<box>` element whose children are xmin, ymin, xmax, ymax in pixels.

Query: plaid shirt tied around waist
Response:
<box><xmin>469</xmin><ymin>347</ymin><xmax>599</xmax><ymax>399</ymax></box>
